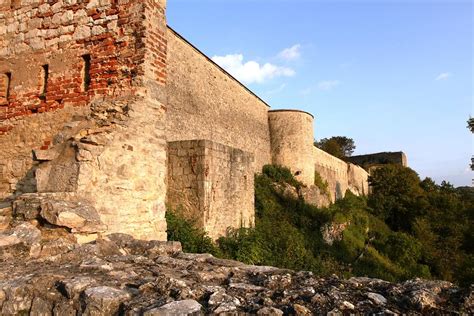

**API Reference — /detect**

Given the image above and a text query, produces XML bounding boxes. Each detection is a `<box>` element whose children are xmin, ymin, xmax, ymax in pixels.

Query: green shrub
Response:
<box><xmin>165</xmin><ymin>210</ymin><xmax>221</xmax><ymax>256</ymax></box>
<box><xmin>352</xmin><ymin>247</ymin><xmax>404</xmax><ymax>282</ymax></box>
<box><xmin>217</xmin><ymin>227</ymin><xmax>267</xmax><ymax>265</ymax></box>
<box><xmin>314</xmin><ymin>171</ymin><xmax>330</xmax><ymax>197</ymax></box>
<box><xmin>262</xmin><ymin>164</ymin><xmax>302</xmax><ymax>188</ymax></box>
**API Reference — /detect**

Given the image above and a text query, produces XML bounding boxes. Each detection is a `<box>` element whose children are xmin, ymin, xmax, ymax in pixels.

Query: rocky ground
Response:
<box><xmin>0</xmin><ymin>198</ymin><xmax>472</xmax><ymax>315</ymax></box>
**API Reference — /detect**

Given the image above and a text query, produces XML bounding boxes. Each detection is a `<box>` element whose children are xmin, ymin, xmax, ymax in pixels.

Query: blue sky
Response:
<box><xmin>167</xmin><ymin>0</ymin><xmax>473</xmax><ymax>186</ymax></box>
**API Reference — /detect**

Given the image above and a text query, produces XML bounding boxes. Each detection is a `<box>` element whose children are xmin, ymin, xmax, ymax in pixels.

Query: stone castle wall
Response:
<box><xmin>268</xmin><ymin>110</ymin><xmax>315</xmax><ymax>186</ymax></box>
<box><xmin>1</xmin><ymin>0</ymin><xmax>372</xmax><ymax>241</ymax></box>
<box><xmin>167</xmin><ymin>140</ymin><xmax>254</xmax><ymax>240</ymax></box>
<box><xmin>166</xmin><ymin>27</ymin><xmax>272</xmax><ymax>172</ymax></box>
<box><xmin>313</xmin><ymin>147</ymin><xmax>368</xmax><ymax>202</ymax></box>
<box><xmin>347</xmin><ymin>151</ymin><xmax>408</xmax><ymax>170</ymax></box>
<box><xmin>0</xmin><ymin>0</ymin><xmax>169</xmax><ymax>241</ymax></box>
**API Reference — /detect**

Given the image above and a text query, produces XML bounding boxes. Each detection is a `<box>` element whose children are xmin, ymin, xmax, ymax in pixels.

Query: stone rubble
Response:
<box><xmin>0</xmin><ymin>214</ymin><xmax>472</xmax><ymax>315</ymax></box>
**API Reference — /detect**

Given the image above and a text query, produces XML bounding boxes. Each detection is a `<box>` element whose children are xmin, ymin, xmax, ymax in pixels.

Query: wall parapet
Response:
<box><xmin>166</xmin><ymin>27</ymin><xmax>272</xmax><ymax>172</ymax></box>
<box><xmin>347</xmin><ymin>151</ymin><xmax>408</xmax><ymax>170</ymax></box>
<box><xmin>268</xmin><ymin>109</ymin><xmax>314</xmax><ymax>119</ymax></box>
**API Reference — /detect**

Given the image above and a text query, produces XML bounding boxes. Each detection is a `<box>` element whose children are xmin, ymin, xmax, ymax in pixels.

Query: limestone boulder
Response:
<box><xmin>0</xmin><ymin>223</ymin><xmax>41</xmax><ymax>259</ymax></box>
<box><xmin>272</xmin><ymin>182</ymin><xmax>299</xmax><ymax>200</ymax></box>
<box><xmin>257</xmin><ymin>307</ymin><xmax>284</xmax><ymax>315</ymax></box>
<box><xmin>0</xmin><ymin>234</ymin><xmax>21</xmax><ymax>248</ymax></box>
<box><xmin>39</xmin><ymin>200</ymin><xmax>106</xmax><ymax>233</ymax></box>
<box><xmin>39</xmin><ymin>238</ymin><xmax>76</xmax><ymax>258</ymax></box>
<box><xmin>33</xmin><ymin>148</ymin><xmax>60</xmax><ymax>161</ymax></box>
<box><xmin>11</xmin><ymin>223</ymin><xmax>42</xmax><ymax>245</ymax></box>
<box><xmin>0</xmin><ymin>204</ymin><xmax>12</xmax><ymax>231</ymax></box>
<box><xmin>0</xmin><ymin>222</ymin><xmax>41</xmax><ymax>248</ymax></box>
<box><xmin>13</xmin><ymin>196</ymin><xmax>41</xmax><ymax>221</ymax></box>
<box><xmin>144</xmin><ymin>300</ymin><xmax>203</xmax><ymax>315</ymax></box>
<box><xmin>106</xmin><ymin>233</ymin><xmax>182</xmax><ymax>257</ymax></box>
<box><xmin>320</xmin><ymin>221</ymin><xmax>350</xmax><ymax>245</ymax></box>
<box><xmin>367</xmin><ymin>292</ymin><xmax>387</xmax><ymax>306</ymax></box>
<box><xmin>83</xmin><ymin>286</ymin><xmax>131</xmax><ymax>316</ymax></box>
<box><xmin>57</xmin><ymin>277</ymin><xmax>97</xmax><ymax>299</ymax></box>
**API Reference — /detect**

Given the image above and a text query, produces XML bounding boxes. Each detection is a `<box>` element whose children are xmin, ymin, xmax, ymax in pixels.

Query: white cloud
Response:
<box><xmin>278</xmin><ymin>44</ymin><xmax>301</xmax><ymax>60</ymax></box>
<box><xmin>212</xmin><ymin>54</ymin><xmax>295</xmax><ymax>84</ymax></box>
<box><xmin>317</xmin><ymin>80</ymin><xmax>341</xmax><ymax>91</ymax></box>
<box><xmin>435</xmin><ymin>72</ymin><xmax>452</xmax><ymax>81</ymax></box>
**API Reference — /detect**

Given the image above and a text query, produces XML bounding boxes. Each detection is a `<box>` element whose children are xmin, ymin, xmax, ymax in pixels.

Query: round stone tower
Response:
<box><xmin>268</xmin><ymin>109</ymin><xmax>315</xmax><ymax>186</ymax></box>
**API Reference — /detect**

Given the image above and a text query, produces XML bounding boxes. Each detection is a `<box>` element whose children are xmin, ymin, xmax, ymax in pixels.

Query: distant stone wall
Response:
<box><xmin>313</xmin><ymin>147</ymin><xmax>368</xmax><ymax>202</ymax></box>
<box><xmin>347</xmin><ymin>152</ymin><xmax>408</xmax><ymax>170</ymax></box>
<box><xmin>166</xmin><ymin>28</ymin><xmax>272</xmax><ymax>172</ymax></box>
<box><xmin>167</xmin><ymin>140</ymin><xmax>255</xmax><ymax>240</ymax></box>
<box><xmin>347</xmin><ymin>162</ymin><xmax>369</xmax><ymax>196</ymax></box>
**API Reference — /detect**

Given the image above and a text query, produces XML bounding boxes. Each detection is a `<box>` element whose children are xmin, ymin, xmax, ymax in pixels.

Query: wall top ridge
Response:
<box><xmin>350</xmin><ymin>151</ymin><xmax>405</xmax><ymax>157</ymax></box>
<box><xmin>268</xmin><ymin>109</ymin><xmax>314</xmax><ymax>119</ymax></box>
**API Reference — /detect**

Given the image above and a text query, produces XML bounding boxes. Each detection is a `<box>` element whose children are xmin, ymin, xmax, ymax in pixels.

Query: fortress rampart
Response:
<box><xmin>0</xmin><ymin>0</ymin><xmax>387</xmax><ymax>241</ymax></box>
<box><xmin>313</xmin><ymin>147</ymin><xmax>368</xmax><ymax>202</ymax></box>
<box><xmin>166</xmin><ymin>28</ymin><xmax>272</xmax><ymax>172</ymax></box>
<box><xmin>268</xmin><ymin>110</ymin><xmax>315</xmax><ymax>186</ymax></box>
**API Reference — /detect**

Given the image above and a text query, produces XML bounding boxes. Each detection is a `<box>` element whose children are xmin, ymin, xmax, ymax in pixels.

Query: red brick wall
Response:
<box><xmin>0</xmin><ymin>0</ymin><xmax>167</xmax><ymax>134</ymax></box>
<box><xmin>143</xmin><ymin>0</ymin><xmax>167</xmax><ymax>86</ymax></box>
<box><xmin>0</xmin><ymin>0</ymin><xmax>167</xmax><ymax>197</ymax></box>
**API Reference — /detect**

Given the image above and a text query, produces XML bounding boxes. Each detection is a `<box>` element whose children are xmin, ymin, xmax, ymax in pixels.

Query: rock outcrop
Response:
<box><xmin>0</xmin><ymin>214</ymin><xmax>472</xmax><ymax>315</ymax></box>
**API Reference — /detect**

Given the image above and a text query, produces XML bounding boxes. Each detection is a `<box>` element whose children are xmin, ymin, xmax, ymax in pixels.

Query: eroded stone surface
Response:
<box><xmin>144</xmin><ymin>299</ymin><xmax>203</xmax><ymax>316</ymax></box>
<box><xmin>0</xmin><ymin>229</ymin><xmax>471</xmax><ymax>315</ymax></box>
<box><xmin>39</xmin><ymin>199</ymin><xmax>106</xmax><ymax>233</ymax></box>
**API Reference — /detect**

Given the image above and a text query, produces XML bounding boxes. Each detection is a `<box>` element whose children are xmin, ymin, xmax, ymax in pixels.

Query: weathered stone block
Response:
<box><xmin>39</xmin><ymin>199</ymin><xmax>106</xmax><ymax>234</ymax></box>
<box><xmin>167</xmin><ymin>140</ymin><xmax>254</xmax><ymax>240</ymax></box>
<box><xmin>144</xmin><ymin>300</ymin><xmax>202</xmax><ymax>316</ymax></box>
<box><xmin>83</xmin><ymin>286</ymin><xmax>131</xmax><ymax>316</ymax></box>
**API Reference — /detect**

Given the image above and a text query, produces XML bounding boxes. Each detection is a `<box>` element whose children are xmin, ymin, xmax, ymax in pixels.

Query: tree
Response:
<box><xmin>315</xmin><ymin>136</ymin><xmax>355</xmax><ymax>159</ymax></box>
<box><xmin>467</xmin><ymin>117</ymin><xmax>474</xmax><ymax>133</ymax></box>
<box><xmin>368</xmin><ymin>165</ymin><xmax>428</xmax><ymax>232</ymax></box>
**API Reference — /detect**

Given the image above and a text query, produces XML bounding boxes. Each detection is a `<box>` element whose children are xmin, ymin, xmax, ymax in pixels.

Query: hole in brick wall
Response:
<box><xmin>0</xmin><ymin>72</ymin><xmax>11</xmax><ymax>105</ymax></box>
<box><xmin>82</xmin><ymin>54</ymin><xmax>91</xmax><ymax>92</ymax></box>
<box><xmin>40</xmin><ymin>64</ymin><xmax>49</xmax><ymax>100</ymax></box>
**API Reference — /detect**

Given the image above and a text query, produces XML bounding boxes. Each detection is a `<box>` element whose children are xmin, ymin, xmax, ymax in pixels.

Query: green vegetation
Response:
<box><xmin>261</xmin><ymin>164</ymin><xmax>302</xmax><ymax>189</ymax></box>
<box><xmin>167</xmin><ymin>164</ymin><xmax>473</xmax><ymax>286</ymax></box>
<box><xmin>314</xmin><ymin>170</ymin><xmax>330</xmax><ymax>197</ymax></box>
<box><xmin>165</xmin><ymin>210</ymin><xmax>220</xmax><ymax>256</ymax></box>
<box><xmin>315</xmin><ymin>136</ymin><xmax>355</xmax><ymax>159</ymax></box>
<box><xmin>368</xmin><ymin>165</ymin><xmax>473</xmax><ymax>285</ymax></box>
